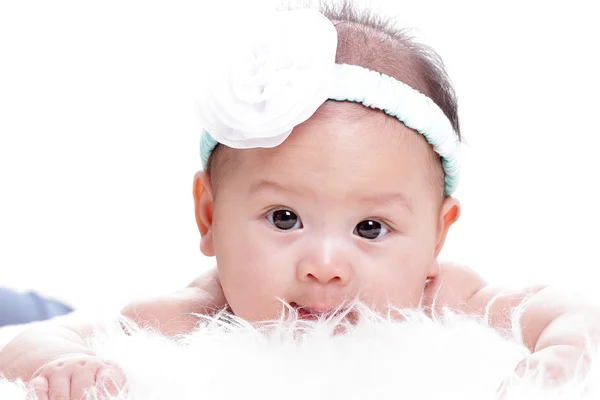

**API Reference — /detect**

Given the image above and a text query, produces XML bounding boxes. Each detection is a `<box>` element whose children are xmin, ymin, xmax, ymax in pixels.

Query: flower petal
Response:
<box><xmin>198</xmin><ymin>8</ymin><xmax>338</xmax><ymax>149</ymax></box>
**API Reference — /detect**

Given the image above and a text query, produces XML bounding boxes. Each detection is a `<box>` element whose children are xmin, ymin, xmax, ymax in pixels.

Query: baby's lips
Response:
<box><xmin>289</xmin><ymin>302</ymin><xmax>352</xmax><ymax>320</ymax></box>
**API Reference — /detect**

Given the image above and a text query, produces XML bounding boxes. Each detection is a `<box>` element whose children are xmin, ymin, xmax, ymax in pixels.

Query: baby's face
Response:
<box><xmin>198</xmin><ymin>103</ymin><xmax>459</xmax><ymax>322</ymax></box>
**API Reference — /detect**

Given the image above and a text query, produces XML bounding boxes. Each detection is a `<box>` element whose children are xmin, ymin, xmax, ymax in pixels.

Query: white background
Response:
<box><xmin>1</xmin><ymin>0</ymin><xmax>599</xmax><ymax>311</ymax></box>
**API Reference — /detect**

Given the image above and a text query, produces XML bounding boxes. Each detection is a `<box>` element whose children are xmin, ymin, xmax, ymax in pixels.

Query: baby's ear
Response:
<box><xmin>434</xmin><ymin>196</ymin><xmax>460</xmax><ymax>257</ymax></box>
<box><xmin>193</xmin><ymin>171</ymin><xmax>215</xmax><ymax>257</ymax></box>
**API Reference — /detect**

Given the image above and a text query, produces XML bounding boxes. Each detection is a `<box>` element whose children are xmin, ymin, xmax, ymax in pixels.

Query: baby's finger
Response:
<box><xmin>514</xmin><ymin>356</ymin><xmax>536</xmax><ymax>377</ymax></box>
<box><xmin>96</xmin><ymin>366</ymin><xmax>126</xmax><ymax>398</ymax></box>
<box><xmin>29</xmin><ymin>376</ymin><xmax>48</xmax><ymax>400</ymax></box>
<box><xmin>70</xmin><ymin>365</ymin><xmax>98</xmax><ymax>400</ymax></box>
<box><xmin>47</xmin><ymin>373</ymin><xmax>71</xmax><ymax>400</ymax></box>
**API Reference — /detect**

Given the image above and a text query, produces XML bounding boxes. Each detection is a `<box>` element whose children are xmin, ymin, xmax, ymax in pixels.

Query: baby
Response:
<box><xmin>1</xmin><ymin>1</ymin><xmax>599</xmax><ymax>399</ymax></box>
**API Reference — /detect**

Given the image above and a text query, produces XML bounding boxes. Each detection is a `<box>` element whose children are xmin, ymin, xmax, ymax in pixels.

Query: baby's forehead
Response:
<box><xmin>226</xmin><ymin>110</ymin><xmax>443</xmax><ymax>191</ymax></box>
<box><xmin>306</xmin><ymin>101</ymin><xmax>430</xmax><ymax>149</ymax></box>
<box><xmin>312</xmin><ymin>101</ymin><xmax>408</xmax><ymax>128</ymax></box>
<box><xmin>210</xmin><ymin>100</ymin><xmax>445</xmax><ymax>200</ymax></box>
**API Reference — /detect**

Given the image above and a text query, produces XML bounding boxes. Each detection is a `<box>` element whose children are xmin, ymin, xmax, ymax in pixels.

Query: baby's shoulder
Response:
<box><xmin>121</xmin><ymin>268</ymin><xmax>226</xmax><ymax>336</ymax></box>
<box><xmin>120</xmin><ymin>287</ymin><xmax>208</xmax><ymax>336</ymax></box>
<box><xmin>422</xmin><ymin>262</ymin><xmax>488</xmax><ymax>314</ymax></box>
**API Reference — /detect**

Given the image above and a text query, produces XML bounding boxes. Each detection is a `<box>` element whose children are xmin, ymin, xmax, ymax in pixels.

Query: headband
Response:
<box><xmin>198</xmin><ymin>9</ymin><xmax>461</xmax><ymax>195</ymax></box>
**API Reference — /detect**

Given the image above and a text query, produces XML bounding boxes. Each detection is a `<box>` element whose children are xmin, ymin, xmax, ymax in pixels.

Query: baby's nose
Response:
<box><xmin>296</xmin><ymin>240</ymin><xmax>352</xmax><ymax>286</ymax></box>
<box><xmin>297</xmin><ymin>264</ymin><xmax>349</xmax><ymax>285</ymax></box>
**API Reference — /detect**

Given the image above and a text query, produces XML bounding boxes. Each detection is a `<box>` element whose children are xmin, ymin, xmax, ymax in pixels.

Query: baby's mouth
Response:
<box><xmin>289</xmin><ymin>302</ymin><xmax>352</xmax><ymax>321</ymax></box>
<box><xmin>290</xmin><ymin>303</ymin><xmax>322</xmax><ymax>320</ymax></box>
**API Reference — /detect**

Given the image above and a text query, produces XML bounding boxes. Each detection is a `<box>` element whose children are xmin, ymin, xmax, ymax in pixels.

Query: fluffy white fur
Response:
<box><xmin>0</xmin><ymin>303</ymin><xmax>597</xmax><ymax>400</ymax></box>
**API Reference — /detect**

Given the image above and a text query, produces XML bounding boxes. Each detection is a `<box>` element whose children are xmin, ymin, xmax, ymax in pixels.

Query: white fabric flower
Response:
<box><xmin>198</xmin><ymin>9</ymin><xmax>338</xmax><ymax>149</ymax></box>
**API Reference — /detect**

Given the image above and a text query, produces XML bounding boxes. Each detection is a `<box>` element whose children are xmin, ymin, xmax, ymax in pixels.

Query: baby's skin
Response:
<box><xmin>2</xmin><ymin>100</ymin><xmax>598</xmax><ymax>400</ymax></box>
<box><xmin>2</xmin><ymin>4</ymin><xmax>599</xmax><ymax>400</ymax></box>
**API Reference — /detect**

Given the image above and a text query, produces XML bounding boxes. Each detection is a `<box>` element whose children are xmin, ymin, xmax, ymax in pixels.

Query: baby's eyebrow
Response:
<box><xmin>356</xmin><ymin>192</ymin><xmax>413</xmax><ymax>213</ymax></box>
<box><xmin>248</xmin><ymin>179</ymin><xmax>311</xmax><ymax>198</ymax></box>
<box><xmin>248</xmin><ymin>179</ymin><xmax>412</xmax><ymax>211</ymax></box>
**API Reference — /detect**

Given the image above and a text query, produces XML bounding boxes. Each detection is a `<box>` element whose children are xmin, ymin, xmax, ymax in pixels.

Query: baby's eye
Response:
<box><xmin>354</xmin><ymin>219</ymin><xmax>390</xmax><ymax>240</ymax></box>
<box><xmin>266</xmin><ymin>209</ymin><xmax>303</xmax><ymax>231</ymax></box>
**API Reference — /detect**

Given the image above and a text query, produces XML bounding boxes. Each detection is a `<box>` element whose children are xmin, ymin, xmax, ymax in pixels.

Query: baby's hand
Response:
<box><xmin>517</xmin><ymin>345</ymin><xmax>591</xmax><ymax>385</ymax></box>
<box><xmin>29</xmin><ymin>353</ymin><xmax>125</xmax><ymax>400</ymax></box>
<box><xmin>498</xmin><ymin>345</ymin><xmax>591</xmax><ymax>396</ymax></box>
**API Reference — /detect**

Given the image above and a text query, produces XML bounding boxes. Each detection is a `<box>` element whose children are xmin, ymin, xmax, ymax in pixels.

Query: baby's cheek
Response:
<box><xmin>364</xmin><ymin>275</ymin><xmax>426</xmax><ymax>311</ymax></box>
<box><xmin>357</xmin><ymin>250</ymin><xmax>431</xmax><ymax>311</ymax></box>
<box><xmin>216</xmin><ymin>238</ymin><xmax>291</xmax><ymax>320</ymax></box>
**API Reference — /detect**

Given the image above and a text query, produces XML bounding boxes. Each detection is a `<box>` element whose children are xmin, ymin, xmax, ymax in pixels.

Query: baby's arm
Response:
<box><xmin>423</xmin><ymin>264</ymin><xmax>545</xmax><ymax>348</ymax></box>
<box><xmin>0</xmin><ymin>267</ymin><xmax>225</xmax><ymax>395</ymax></box>
<box><xmin>425</xmin><ymin>263</ymin><xmax>600</xmax><ymax>381</ymax></box>
<box><xmin>425</xmin><ymin>263</ymin><xmax>600</xmax><ymax>349</ymax></box>
<box><xmin>0</xmin><ymin>313</ymin><xmax>97</xmax><ymax>382</ymax></box>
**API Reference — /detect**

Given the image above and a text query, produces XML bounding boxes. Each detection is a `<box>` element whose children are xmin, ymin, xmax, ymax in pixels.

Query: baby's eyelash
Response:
<box><xmin>363</xmin><ymin>217</ymin><xmax>396</xmax><ymax>231</ymax></box>
<box><xmin>262</xmin><ymin>205</ymin><xmax>296</xmax><ymax>215</ymax></box>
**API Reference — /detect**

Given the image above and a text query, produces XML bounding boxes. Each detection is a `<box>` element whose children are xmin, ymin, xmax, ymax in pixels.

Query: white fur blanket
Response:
<box><xmin>0</xmin><ymin>305</ymin><xmax>597</xmax><ymax>400</ymax></box>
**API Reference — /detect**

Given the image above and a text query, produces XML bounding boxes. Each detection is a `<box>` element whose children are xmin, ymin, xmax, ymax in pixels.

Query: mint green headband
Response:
<box><xmin>198</xmin><ymin>9</ymin><xmax>461</xmax><ymax>195</ymax></box>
